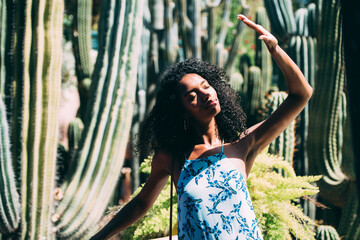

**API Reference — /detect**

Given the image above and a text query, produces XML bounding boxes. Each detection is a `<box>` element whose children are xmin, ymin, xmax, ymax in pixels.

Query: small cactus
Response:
<box><xmin>316</xmin><ymin>225</ymin><xmax>340</xmax><ymax>240</ymax></box>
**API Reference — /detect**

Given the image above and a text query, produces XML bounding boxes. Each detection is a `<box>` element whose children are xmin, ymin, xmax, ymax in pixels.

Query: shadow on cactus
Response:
<box><xmin>104</xmin><ymin>152</ymin><xmax>321</xmax><ymax>240</ymax></box>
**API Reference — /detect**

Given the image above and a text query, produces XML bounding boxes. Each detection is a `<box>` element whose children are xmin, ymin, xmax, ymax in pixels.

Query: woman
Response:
<box><xmin>90</xmin><ymin>15</ymin><xmax>312</xmax><ymax>240</ymax></box>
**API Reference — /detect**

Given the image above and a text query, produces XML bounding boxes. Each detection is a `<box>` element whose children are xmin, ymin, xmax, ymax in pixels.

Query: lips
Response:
<box><xmin>205</xmin><ymin>99</ymin><xmax>217</xmax><ymax>109</ymax></box>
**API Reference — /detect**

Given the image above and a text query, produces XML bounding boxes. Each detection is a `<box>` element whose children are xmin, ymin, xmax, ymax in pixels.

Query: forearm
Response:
<box><xmin>270</xmin><ymin>45</ymin><xmax>313</xmax><ymax>98</ymax></box>
<box><xmin>90</xmin><ymin>196</ymin><xmax>148</xmax><ymax>240</ymax></box>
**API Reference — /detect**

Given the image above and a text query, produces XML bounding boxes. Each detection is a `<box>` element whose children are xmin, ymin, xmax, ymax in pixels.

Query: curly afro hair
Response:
<box><xmin>138</xmin><ymin>58</ymin><xmax>247</xmax><ymax>158</ymax></box>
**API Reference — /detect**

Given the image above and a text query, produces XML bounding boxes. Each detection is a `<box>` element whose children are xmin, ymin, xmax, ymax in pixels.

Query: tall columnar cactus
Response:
<box><xmin>71</xmin><ymin>0</ymin><xmax>93</xmax><ymax>120</ymax></box>
<box><xmin>265</xmin><ymin>91</ymin><xmax>295</xmax><ymax>167</ymax></box>
<box><xmin>308</xmin><ymin>0</ymin><xmax>347</xmax><ymax>206</ymax></box>
<box><xmin>0</xmin><ymin>98</ymin><xmax>20</xmax><ymax>234</ymax></box>
<box><xmin>254</xmin><ymin>6</ymin><xmax>272</xmax><ymax>92</ymax></box>
<box><xmin>307</xmin><ymin>0</ymin><xmax>358</xmax><ymax>238</ymax></box>
<box><xmin>0</xmin><ymin>0</ymin><xmax>64</xmax><ymax>239</ymax></box>
<box><xmin>53</xmin><ymin>0</ymin><xmax>144</xmax><ymax>238</ymax></box>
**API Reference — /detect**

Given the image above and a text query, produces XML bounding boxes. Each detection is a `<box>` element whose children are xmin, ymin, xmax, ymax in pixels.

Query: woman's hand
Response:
<box><xmin>237</xmin><ymin>14</ymin><xmax>278</xmax><ymax>52</ymax></box>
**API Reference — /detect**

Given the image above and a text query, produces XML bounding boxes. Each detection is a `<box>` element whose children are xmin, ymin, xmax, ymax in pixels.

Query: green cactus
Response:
<box><xmin>238</xmin><ymin>53</ymin><xmax>252</xmax><ymax>95</ymax></box>
<box><xmin>229</xmin><ymin>72</ymin><xmax>244</xmax><ymax>94</ymax></box>
<box><xmin>0</xmin><ymin>0</ymin><xmax>15</xmax><ymax>124</ymax></box>
<box><xmin>316</xmin><ymin>225</ymin><xmax>340</xmax><ymax>240</ymax></box>
<box><xmin>246</xmin><ymin>66</ymin><xmax>263</xmax><ymax>125</ymax></box>
<box><xmin>308</xmin><ymin>0</ymin><xmax>348</xmax><ymax>207</ymax></box>
<box><xmin>71</xmin><ymin>0</ymin><xmax>93</xmax><ymax>121</ymax></box>
<box><xmin>1</xmin><ymin>0</ymin><xmax>65</xmax><ymax>238</ymax></box>
<box><xmin>264</xmin><ymin>0</ymin><xmax>296</xmax><ymax>43</ymax></box>
<box><xmin>68</xmin><ymin>117</ymin><xmax>84</xmax><ymax>159</ymax></box>
<box><xmin>0</xmin><ymin>0</ymin><xmax>6</xmax><ymax>98</ymax></box>
<box><xmin>1</xmin><ymin>0</ymin><xmax>144</xmax><ymax>238</ymax></box>
<box><xmin>307</xmin><ymin>3</ymin><xmax>316</xmax><ymax>37</ymax></box>
<box><xmin>131</xmin><ymin>0</ymin><xmax>151</xmax><ymax>190</ymax></box>
<box><xmin>265</xmin><ymin>91</ymin><xmax>295</xmax><ymax>168</ymax></box>
<box><xmin>255</xmin><ymin>6</ymin><xmax>272</xmax><ymax>92</ymax></box>
<box><xmin>307</xmin><ymin>0</ymin><xmax>359</xmax><ymax>239</ymax></box>
<box><xmin>54</xmin><ymin>0</ymin><xmax>145</xmax><ymax>238</ymax></box>
<box><xmin>0</xmin><ymin>98</ymin><xmax>20</xmax><ymax>234</ymax></box>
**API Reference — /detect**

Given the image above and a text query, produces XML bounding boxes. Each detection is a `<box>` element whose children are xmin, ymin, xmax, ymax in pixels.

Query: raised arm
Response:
<box><xmin>237</xmin><ymin>15</ymin><xmax>313</xmax><ymax>173</ymax></box>
<box><xmin>90</xmin><ymin>152</ymin><xmax>171</xmax><ymax>240</ymax></box>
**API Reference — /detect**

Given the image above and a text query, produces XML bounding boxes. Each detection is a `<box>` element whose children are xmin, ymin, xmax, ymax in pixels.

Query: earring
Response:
<box><xmin>184</xmin><ymin>119</ymin><xmax>189</xmax><ymax>131</ymax></box>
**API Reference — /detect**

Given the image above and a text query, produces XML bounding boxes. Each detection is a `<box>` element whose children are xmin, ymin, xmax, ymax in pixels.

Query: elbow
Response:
<box><xmin>305</xmin><ymin>85</ymin><xmax>313</xmax><ymax>100</ymax></box>
<box><xmin>290</xmin><ymin>84</ymin><xmax>313</xmax><ymax>102</ymax></box>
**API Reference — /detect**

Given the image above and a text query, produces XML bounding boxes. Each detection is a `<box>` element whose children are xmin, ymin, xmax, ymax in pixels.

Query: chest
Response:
<box><xmin>173</xmin><ymin>151</ymin><xmax>247</xmax><ymax>188</ymax></box>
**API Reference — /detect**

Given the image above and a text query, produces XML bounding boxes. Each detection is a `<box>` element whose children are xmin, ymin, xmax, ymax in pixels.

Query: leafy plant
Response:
<box><xmin>249</xmin><ymin>152</ymin><xmax>321</xmax><ymax>240</ymax></box>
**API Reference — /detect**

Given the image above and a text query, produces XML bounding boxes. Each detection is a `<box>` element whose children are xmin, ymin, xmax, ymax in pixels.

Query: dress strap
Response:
<box><xmin>221</xmin><ymin>139</ymin><xmax>224</xmax><ymax>153</ymax></box>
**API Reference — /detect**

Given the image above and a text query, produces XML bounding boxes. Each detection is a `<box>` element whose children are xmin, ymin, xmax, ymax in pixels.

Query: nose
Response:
<box><xmin>200</xmin><ymin>90</ymin><xmax>211</xmax><ymax>102</ymax></box>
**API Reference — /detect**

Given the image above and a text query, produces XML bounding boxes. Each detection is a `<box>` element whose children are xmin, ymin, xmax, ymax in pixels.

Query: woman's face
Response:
<box><xmin>177</xmin><ymin>73</ymin><xmax>221</xmax><ymax>123</ymax></box>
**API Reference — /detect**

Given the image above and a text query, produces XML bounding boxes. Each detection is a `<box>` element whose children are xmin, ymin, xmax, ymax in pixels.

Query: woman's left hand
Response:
<box><xmin>237</xmin><ymin>14</ymin><xmax>278</xmax><ymax>52</ymax></box>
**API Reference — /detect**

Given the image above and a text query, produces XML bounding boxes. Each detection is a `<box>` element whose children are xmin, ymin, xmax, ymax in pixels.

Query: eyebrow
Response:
<box><xmin>183</xmin><ymin>80</ymin><xmax>207</xmax><ymax>97</ymax></box>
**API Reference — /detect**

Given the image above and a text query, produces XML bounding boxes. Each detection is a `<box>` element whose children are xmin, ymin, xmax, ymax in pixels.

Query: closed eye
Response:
<box><xmin>187</xmin><ymin>93</ymin><xmax>196</xmax><ymax>101</ymax></box>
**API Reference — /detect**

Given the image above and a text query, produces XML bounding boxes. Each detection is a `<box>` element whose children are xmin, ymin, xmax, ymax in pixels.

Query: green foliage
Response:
<box><xmin>249</xmin><ymin>152</ymin><xmax>321</xmax><ymax>240</ymax></box>
<box><xmin>120</xmin><ymin>153</ymin><xmax>320</xmax><ymax>240</ymax></box>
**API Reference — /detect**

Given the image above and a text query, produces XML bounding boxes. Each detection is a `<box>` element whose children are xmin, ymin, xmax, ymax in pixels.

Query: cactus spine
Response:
<box><xmin>54</xmin><ymin>0</ymin><xmax>144</xmax><ymax>238</ymax></box>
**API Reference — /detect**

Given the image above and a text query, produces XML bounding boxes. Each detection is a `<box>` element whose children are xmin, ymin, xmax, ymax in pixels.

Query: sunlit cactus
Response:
<box><xmin>316</xmin><ymin>225</ymin><xmax>340</xmax><ymax>240</ymax></box>
<box><xmin>54</xmin><ymin>0</ymin><xmax>145</xmax><ymax>238</ymax></box>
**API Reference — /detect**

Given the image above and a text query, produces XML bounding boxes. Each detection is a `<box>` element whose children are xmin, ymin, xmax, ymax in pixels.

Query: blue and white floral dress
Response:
<box><xmin>177</xmin><ymin>142</ymin><xmax>263</xmax><ymax>240</ymax></box>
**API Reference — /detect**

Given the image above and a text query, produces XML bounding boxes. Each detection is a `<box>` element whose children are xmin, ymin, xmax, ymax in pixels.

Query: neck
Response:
<box><xmin>189</xmin><ymin>118</ymin><xmax>221</xmax><ymax>147</ymax></box>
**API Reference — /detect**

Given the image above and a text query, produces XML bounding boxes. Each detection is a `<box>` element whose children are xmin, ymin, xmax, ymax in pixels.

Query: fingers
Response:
<box><xmin>237</xmin><ymin>14</ymin><xmax>267</xmax><ymax>36</ymax></box>
<box><xmin>238</xmin><ymin>14</ymin><xmax>278</xmax><ymax>50</ymax></box>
